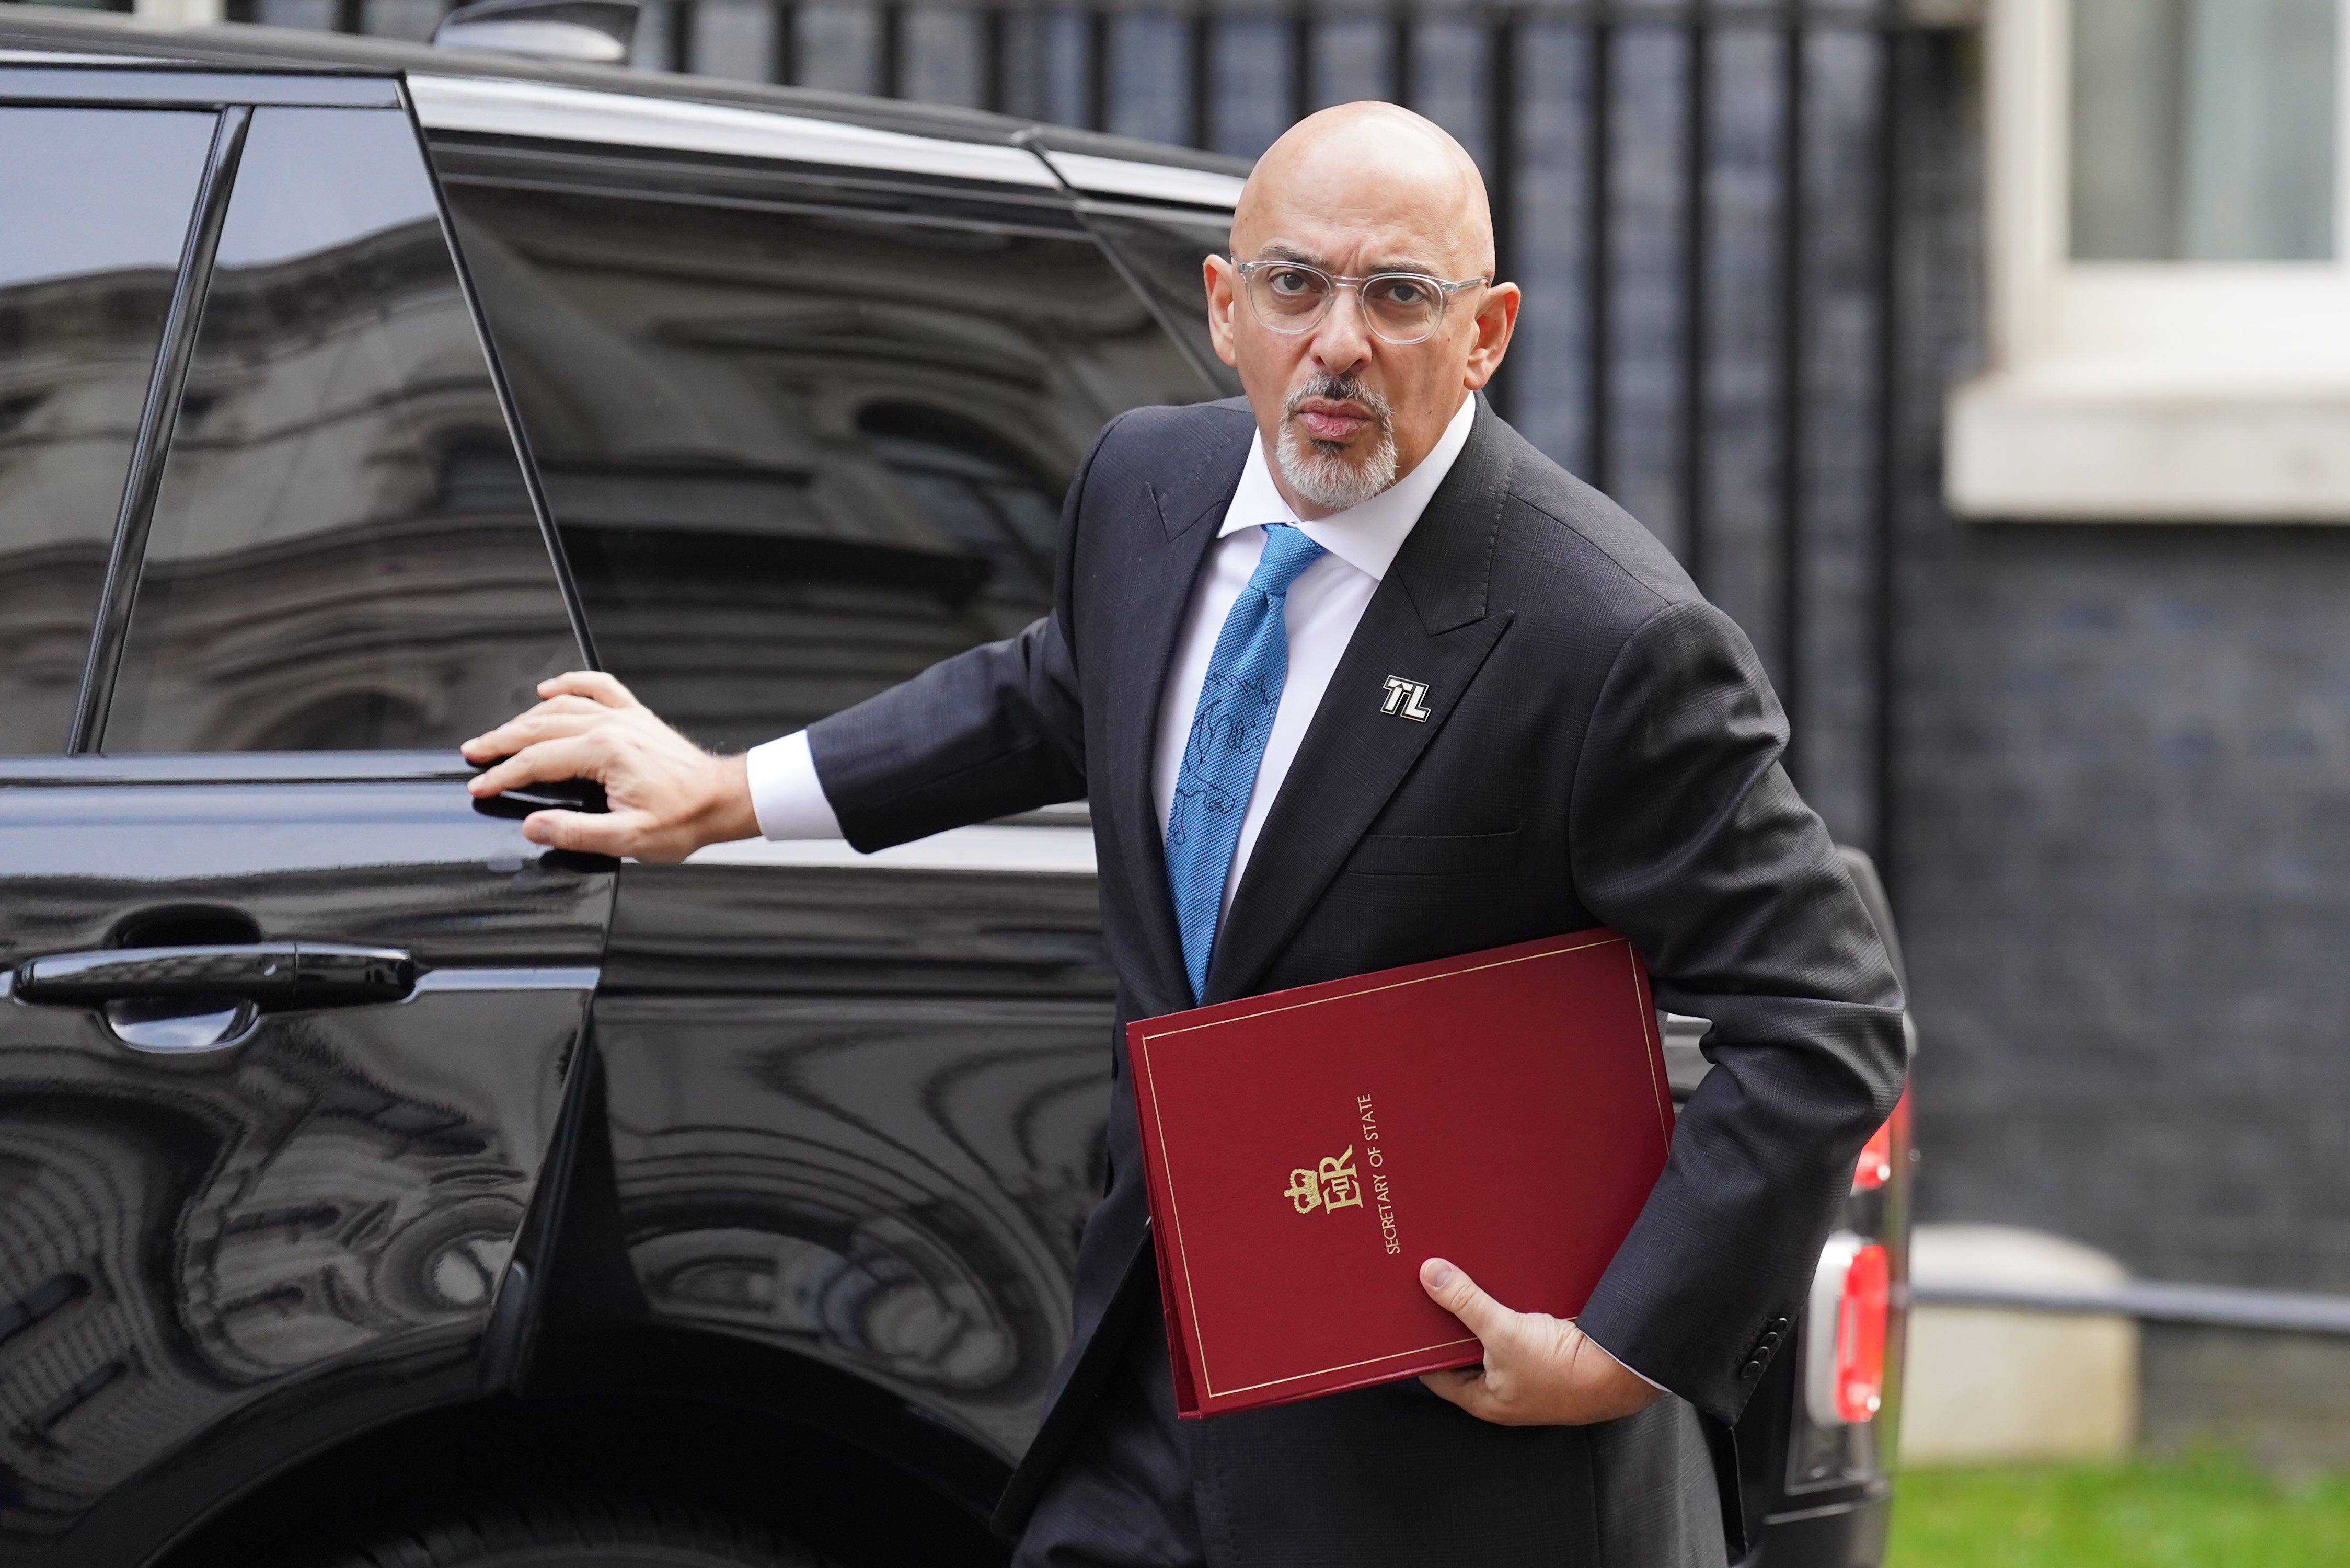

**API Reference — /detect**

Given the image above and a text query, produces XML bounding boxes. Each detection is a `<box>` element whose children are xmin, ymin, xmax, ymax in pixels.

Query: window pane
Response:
<box><xmin>0</xmin><ymin>109</ymin><xmax>213</xmax><ymax>754</ymax></box>
<box><xmin>104</xmin><ymin>109</ymin><xmax>575</xmax><ymax>754</ymax></box>
<box><xmin>444</xmin><ymin>180</ymin><xmax>1214</xmax><ymax>750</ymax></box>
<box><xmin>1084</xmin><ymin>209</ymin><xmax>1243</xmax><ymax>398</ymax></box>
<box><xmin>2072</xmin><ymin>0</ymin><xmax>2338</xmax><ymax>261</ymax></box>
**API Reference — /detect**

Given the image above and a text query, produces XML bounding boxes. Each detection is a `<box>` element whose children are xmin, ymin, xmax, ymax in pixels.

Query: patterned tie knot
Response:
<box><xmin>1248</xmin><ymin>523</ymin><xmax>1325</xmax><ymax>597</ymax></box>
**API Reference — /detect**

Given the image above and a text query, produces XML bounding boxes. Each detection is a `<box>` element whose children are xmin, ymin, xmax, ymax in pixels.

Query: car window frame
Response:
<box><xmin>1067</xmin><ymin>195</ymin><xmax>1243</xmax><ymax>398</ymax></box>
<box><xmin>0</xmin><ymin>66</ymin><xmax>590</xmax><ymax>765</ymax></box>
<box><xmin>0</xmin><ymin>66</ymin><xmax>1240</xmax><ymax>780</ymax></box>
<box><xmin>0</xmin><ymin>99</ymin><xmax>227</xmax><ymax>758</ymax></box>
<box><xmin>426</xmin><ymin>126</ymin><xmax>1230</xmax><ymax>752</ymax></box>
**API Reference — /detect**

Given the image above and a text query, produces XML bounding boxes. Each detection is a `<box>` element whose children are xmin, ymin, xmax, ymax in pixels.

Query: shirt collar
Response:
<box><xmin>1218</xmin><ymin>393</ymin><xmax>1479</xmax><ymax>582</ymax></box>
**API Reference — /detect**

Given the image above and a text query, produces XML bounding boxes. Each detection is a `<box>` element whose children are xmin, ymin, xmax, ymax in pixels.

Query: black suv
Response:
<box><xmin>0</xmin><ymin>10</ymin><xmax>1914</xmax><ymax>1565</ymax></box>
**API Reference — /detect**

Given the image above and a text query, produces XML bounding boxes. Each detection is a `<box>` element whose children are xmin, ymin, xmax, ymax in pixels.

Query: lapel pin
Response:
<box><xmin>1380</xmin><ymin>676</ymin><xmax>1433</xmax><ymax>722</ymax></box>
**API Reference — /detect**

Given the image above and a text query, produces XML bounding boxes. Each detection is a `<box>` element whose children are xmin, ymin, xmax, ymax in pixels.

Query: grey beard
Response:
<box><xmin>1275</xmin><ymin>385</ymin><xmax>1399</xmax><ymax>511</ymax></box>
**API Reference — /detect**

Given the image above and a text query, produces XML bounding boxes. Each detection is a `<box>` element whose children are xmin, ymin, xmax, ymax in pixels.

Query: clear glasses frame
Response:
<box><xmin>1231</xmin><ymin>258</ymin><xmax>1491</xmax><ymax>345</ymax></box>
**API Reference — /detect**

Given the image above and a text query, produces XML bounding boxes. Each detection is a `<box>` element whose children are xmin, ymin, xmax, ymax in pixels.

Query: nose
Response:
<box><xmin>1306</xmin><ymin>283</ymin><xmax>1373</xmax><ymax>376</ymax></box>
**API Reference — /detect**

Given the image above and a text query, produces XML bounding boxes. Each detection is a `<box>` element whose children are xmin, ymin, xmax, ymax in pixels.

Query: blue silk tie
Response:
<box><xmin>1165</xmin><ymin>522</ymin><xmax>1327</xmax><ymax>1004</ymax></box>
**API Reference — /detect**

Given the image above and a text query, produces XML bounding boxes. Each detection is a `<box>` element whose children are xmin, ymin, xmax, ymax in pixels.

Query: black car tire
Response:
<box><xmin>310</xmin><ymin>1494</ymin><xmax>837</xmax><ymax>1568</ymax></box>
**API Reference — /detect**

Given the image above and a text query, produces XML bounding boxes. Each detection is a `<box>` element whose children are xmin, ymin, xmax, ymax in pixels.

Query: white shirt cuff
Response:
<box><xmin>745</xmin><ymin>730</ymin><xmax>844</xmax><ymax>840</ymax></box>
<box><xmin>1577</xmin><ymin>1325</ymin><xmax>1668</xmax><ymax>1392</ymax></box>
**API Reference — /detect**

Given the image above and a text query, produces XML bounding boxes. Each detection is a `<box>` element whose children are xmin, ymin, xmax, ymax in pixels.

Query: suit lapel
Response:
<box><xmin>1202</xmin><ymin>399</ymin><xmax>1518</xmax><ymax>1005</ymax></box>
<box><xmin>1098</xmin><ymin>406</ymin><xmax>1254</xmax><ymax>1011</ymax></box>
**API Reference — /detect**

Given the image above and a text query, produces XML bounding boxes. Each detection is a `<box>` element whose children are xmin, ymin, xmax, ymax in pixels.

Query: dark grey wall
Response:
<box><xmin>1858</xmin><ymin>32</ymin><xmax>2350</xmax><ymax>1297</ymax></box>
<box><xmin>1898</xmin><ymin>520</ymin><xmax>2350</xmax><ymax>1292</ymax></box>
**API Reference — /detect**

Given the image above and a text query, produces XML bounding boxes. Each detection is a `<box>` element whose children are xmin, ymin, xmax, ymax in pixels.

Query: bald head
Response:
<box><xmin>1203</xmin><ymin>100</ymin><xmax>1518</xmax><ymax>521</ymax></box>
<box><xmin>1233</xmin><ymin>103</ymin><xmax>1495</xmax><ymax>281</ymax></box>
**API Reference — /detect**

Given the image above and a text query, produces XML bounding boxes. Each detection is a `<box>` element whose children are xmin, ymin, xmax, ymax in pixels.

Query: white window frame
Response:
<box><xmin>1949</xmin><ymin>0</ymin><xmax>2350</xmax><ymax>520</ymax></box>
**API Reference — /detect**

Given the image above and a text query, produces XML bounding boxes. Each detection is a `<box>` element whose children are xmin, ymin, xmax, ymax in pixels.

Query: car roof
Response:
<box><xmin>0</xmin><ymin>1</ymin><xmax>1245</xmax><ymax>211</ymax></box>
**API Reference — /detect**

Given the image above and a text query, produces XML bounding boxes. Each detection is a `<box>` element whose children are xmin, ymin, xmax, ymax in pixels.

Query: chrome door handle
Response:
<box><xmin>15</xmin><ymin>943</ymin><xmax>417</xmax><ymax>1008</ymax></box>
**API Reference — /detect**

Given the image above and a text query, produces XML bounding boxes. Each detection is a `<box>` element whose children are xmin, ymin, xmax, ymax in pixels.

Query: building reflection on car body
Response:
<box><xmin>0</xmin><ymin>108</ymin><xmax>212</xmax><ymax>758</ymax></box>
<box><xmin>3</xmin><ymin>117</ymin><xmax>1208</xmax><ymax>760</ymax></box>
<box><xmin>102</xmin><ymin>106</ymin><xmax>575</xmax><ymax>755</ymax></box>
<box><xmin>440</xmin><ymin>168</ymin><xmax>1209</xmax><ymax>747</ymax></box>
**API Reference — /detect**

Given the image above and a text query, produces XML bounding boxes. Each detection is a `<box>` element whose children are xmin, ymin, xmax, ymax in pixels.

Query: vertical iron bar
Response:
<box><xmin>1585</xmin><ymin>17</ymin><xmax>1613</xmax><ymax>492</ymax></box>
<box><xmin>1388</xmin><ymin>5</ymin><xmax>1412</xmax><ymax>106</ymax></box>
<box><xmin>770</xmin><ymin>1</ymin><xmax>799</xmax><ymax>85</ymax></box>
<box><xmin>1190</xmin><ymin>10</ymin><xmax>1215</xmax><ymax>149</ymax></box>
<box><xmin>1027</xmin><ymin>6</ymin><xmax>1045</xmax><ymax>122</ymax></box>
<box><xmin>877</xmin><ymin>2</ymin><xmax>902</xmax><ymax>97</ymax></box>
<box><xmin>667</xmin><ymin>0</ymin><xmax>697</xmax><ymax>72</ymax></box>
<box><xmin>1680</xmin><ymin>3</ymin><xmax>1709</xmax><ymax>588</ymax></box>
<box><xmin>1871</xmin><ymin>11</ymin><xmax>1904</xmax><ymax>890</ymax></box>
<box><xmin>1487</xmin><ymin>5</ymin><xmax>1518</xmax><ymax>421</ymax></box>
<box><xmin>72</xmin><ymin>107</ymin><xmax>251</xmax><ymax>754</ymax></box>
<box><xmin>1776</xmin><ymin>3</ymin><xmax>1805</xmax><ymax>767</ymax></box>
<box><xmin>1087</xmin><ymin>9</ymin><xmax>1112</xmax><ymax>132</ymax></box>
<box><xmin>1289</xmin><ymin>6</ymin><xmax>1315</xmax><ymax>124</ymax></box>
<box><xmin>983</xmin><ymin>6</ymin><xmax>1009</xmax><ymax>114</ymax></box>
<box><xmin>336</xmin><ymin>0</ymin><xmax>363</xmax><ymax>34</ymax></box>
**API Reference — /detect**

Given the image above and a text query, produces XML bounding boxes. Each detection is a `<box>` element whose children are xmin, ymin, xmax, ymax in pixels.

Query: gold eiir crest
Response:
<box><xmin>1284</xmin><ymin>1146</ymin><xmax>1365</xmax><ymax>1214</ymax></box>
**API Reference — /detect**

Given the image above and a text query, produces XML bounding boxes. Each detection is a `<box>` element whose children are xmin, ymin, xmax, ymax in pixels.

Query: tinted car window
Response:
<box><xmin>1083</xmin><ymin>206</ymin><xmax>1242</xmax><ymax>399</ymax></box>
<box><xmin>0</xmin><ymin>109</ymin><xmax>214</xmax><ymax>754</ymax></box>
<box><xmin>442</xmin><ymin>177</ymin><xmax>1215</xmax><ymax>750</ymax></box>
<box><xmin>102</xmin><ymin>108</ymin><xmax>575</xmax><ymax>754</ymax></box>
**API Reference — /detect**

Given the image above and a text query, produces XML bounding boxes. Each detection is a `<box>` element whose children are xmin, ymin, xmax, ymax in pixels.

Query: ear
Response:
<box><xmin>1461</xmin><ymin>281</ymin><xmax>1520</xmax><ymax>392</ymax></box>
<box><xmin>1205</xmin><ymin>252</ymin><xmax>1241</xmax><ymax>368</ymax></box>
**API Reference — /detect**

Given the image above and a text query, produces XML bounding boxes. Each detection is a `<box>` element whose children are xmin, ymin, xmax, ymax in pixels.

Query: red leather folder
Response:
<box><xmin>1127</xmin><ymin>929</ymin><xmax>1674</xmax><ymax>1419</ymax></box>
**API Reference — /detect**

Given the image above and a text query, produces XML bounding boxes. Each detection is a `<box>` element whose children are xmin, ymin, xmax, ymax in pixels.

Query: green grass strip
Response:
<box><xmin>1890</xmin><ymin>1454</ymin><xmax>2350</xmax><ymax>1568</ymax></box>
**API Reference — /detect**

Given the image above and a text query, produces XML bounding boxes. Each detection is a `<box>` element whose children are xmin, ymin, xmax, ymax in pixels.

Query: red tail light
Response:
<box><xmin>1833</xmin><ymin>1242</ymin><xmax>1890</xmax><ymax>1421</ymax></box>
<box><xmin>1805</xmin><ymin>1233</ymin><xmax>1892</xmax><ymax>1425</ymax></box>
<box><xmin>1853</xmin><ymin>1090</ymin><xmax>1907</xmax><ymax>1191</ymax></box>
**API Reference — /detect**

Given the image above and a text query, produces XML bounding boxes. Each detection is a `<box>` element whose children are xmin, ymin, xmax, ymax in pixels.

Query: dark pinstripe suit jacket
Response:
<box><xmin>808</xmin><ymin>395</ymin><xmax>1907</xmax><ymax>1563</ymax></box>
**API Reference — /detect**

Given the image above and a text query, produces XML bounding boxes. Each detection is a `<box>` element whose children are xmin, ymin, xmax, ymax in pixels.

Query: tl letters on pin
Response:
<box><xmin>1380</xmin><ymin>677</ymin><xmax>1433</xmax><ymax>721</ymax></box>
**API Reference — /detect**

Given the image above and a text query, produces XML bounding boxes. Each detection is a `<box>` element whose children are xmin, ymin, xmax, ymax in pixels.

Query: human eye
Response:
<box><xmin>1265</xmin><ymin>266</ymin><xmax>1324</xmax><ymax>298</ymax></box>
<box><xmin>1370</xmin><ymin>275</ymin><xmax>1432</xmax><ymax>308</ymax></box>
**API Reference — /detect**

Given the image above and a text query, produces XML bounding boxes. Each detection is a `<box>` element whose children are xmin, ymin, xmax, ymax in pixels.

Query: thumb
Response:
<box><xmin>1421</xmin><ymin>1258</ymin><xmax>1510</xmax><ymax>1341</ymax></box>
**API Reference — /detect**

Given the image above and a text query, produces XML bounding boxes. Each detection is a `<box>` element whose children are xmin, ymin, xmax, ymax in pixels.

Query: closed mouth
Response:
<box><xmin>1291</xmin><ymin>399</ymin><xmax>1377</xmax><ymax>445</ymax></box>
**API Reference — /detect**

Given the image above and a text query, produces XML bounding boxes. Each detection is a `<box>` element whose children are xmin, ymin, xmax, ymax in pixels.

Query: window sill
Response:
<box><xmin>1946</xmin><ymin>371</ymin><xmax>2350</xmax><ymax>522</ymax></box>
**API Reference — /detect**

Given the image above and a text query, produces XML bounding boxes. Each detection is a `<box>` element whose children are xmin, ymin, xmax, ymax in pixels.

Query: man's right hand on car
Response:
<box><xmin>463</xmin><ymin>671</ymin><xmax>757</xmax><ymax>861</ymax></box>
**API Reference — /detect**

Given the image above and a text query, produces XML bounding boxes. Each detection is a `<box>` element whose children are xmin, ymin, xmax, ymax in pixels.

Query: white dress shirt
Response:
<box><xmin>746</xmin><ymin>393</ymin><xmax>1477</xmax><ymax>906</ymax></box>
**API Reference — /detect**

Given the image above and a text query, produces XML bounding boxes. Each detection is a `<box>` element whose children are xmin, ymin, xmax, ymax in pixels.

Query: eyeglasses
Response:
<box><xmin>1233</xmin><ymin>259</ymin><xmax>1490</xmax><ymax>345</ymax></box>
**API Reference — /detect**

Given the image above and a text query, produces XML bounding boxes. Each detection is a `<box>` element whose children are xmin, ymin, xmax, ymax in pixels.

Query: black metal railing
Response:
<box><xmin>238</xmin><ymin>0</ymin><xmax>1976</xmax><ymax>882</ymax></box>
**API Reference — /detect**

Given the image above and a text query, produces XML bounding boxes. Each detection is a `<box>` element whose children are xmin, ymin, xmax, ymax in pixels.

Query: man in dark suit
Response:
<box><xmin>466</xmin><ymin>102</ymin><xmax>1906</xmax><ymax>1567</ymax></box>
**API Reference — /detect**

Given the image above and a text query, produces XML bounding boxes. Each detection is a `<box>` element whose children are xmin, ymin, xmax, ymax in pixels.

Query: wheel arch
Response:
<box><xmin>147</xmin><ymin>1345</ymin><xmax>1013</xmax><ymax>1568</ymax></box>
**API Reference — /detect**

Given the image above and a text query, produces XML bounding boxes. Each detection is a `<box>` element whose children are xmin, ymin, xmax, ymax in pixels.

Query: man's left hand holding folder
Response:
<box><xmin>1418</xmin><ymin>1257</ymin><xmax>1663</xmax><ymax>1425</ymax></box>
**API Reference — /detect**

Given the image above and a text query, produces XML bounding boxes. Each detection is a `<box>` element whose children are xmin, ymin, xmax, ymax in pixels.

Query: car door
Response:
<box><xmin>0</xmin><ymin>74</ymin><xmax>610</xmax><ymax>1564</ymax></box>
<box><xmin>423</xmin><ymin>91</ymin><xmax>1222</xmax><ymax>1472</ymax></box>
